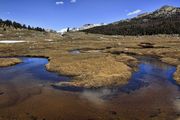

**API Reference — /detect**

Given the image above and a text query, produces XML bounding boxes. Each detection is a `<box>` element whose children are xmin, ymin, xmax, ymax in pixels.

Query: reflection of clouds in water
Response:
<box><xmin>174</xmin><ymin>98</ymin><xmax>180</xmax><ymax>120</ymax></box>
<box><xmin>81</xmin><ymin>88</ymin><xmax>114</xmax><ymax>105</ymax></box>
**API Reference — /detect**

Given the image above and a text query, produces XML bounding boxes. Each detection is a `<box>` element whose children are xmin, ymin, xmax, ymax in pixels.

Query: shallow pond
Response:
<box><xmin>0</xmin><ymin>57</ymin><xmax>69</xmax><ymax>83</ymax></box>
<box><xmin>0</xmin><ymin>56</ymin><xmax>179</xmax><ymax>120</ymax></box>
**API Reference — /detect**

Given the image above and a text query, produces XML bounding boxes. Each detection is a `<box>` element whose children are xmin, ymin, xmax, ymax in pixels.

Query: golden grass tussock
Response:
<box><xmin>174</xmin><ymin>65</ymin><xmax>180</xmax><ymax>84</ymax></box>
<box><xmin>114</xmin><ymin>54</ymin><xmax>139</xmax><ymax>71</ymax></box>
<box><xmin>46</xmin><ymin>54</ymin><xmax>132</xmax><ymax>88</ymax></box>
<box><xmin>0</xmin><ymin>58</ymin><xmax>21</xmax><ymax>67</ymax></box>
<box><xmin>161</xmin><ymin>57</ymin><xmax>179</xmax><ymax>66</ymax></box>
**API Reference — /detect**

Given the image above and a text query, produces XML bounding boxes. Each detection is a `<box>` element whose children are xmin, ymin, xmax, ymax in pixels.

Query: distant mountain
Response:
<box><xmin>57</xmin><ymin>23</ymin><xmax>106</xmax><ymax>34</ymax></box>
<box><xmin>57</xmin><ymin>28</ymin><xmax>70</xmax><ymax>34</ymax></box>
<box><xmin>0</xmin><ymin>19</ymin><xmax>45</xmax><ymax>32</ymax></box>
<box><xmin>78</xmin><ymin>23</ymin><xmax>106</xmax><ymax>30</ymax></box>
<box><xmin>83</xmin><ymin>5</ymin><xmax>180</xmax><ymax>35</ymax></box>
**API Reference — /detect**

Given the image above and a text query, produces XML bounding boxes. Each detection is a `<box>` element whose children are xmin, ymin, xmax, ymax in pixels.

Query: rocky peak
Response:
<box><xmin>137</xmin><ymin>5</ymin><xmax>179</xmax><ymax>19</ymax></box>
<box><xmin>152</xmin><ymin>5</ymin><xmax>179</xmax><ymax>17</ymax></box>
<box><xmin>159</xmin><ymin>5</ymin><xmax>175</xmax><ymax>11</ymax></box>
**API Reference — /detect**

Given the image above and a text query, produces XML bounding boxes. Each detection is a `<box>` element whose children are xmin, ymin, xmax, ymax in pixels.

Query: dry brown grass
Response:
<box><xmin>114</xmin><ymin>54</ymin><xmax>139</xmax><ymax>71</ymax></box>
<box><xmin>46</xmin><ymin>54</ymin><xmax>132</xmax><ymax>88</ymax></box>
<box><xmin>161</xmin><ymin>57</ymin><xmax>179</xmax><ymax>66</ymax></box>
<box><xmin>0</xmin><ymin>58</ymin><xmax>21</xmax><ymax>67</ymax></box>
<box><xmin>174</xmin><ymin>65</ymin><xmax>180</xmax><ymax>84</ymax></box>
<box><xmin>0</xmin><ymin>30</ymin><xmax>180</xmax><ymax>86</ymax></box>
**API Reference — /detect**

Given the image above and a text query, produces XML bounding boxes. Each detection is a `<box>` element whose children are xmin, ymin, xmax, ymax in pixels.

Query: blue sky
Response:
<box><xmin>0</xmin><ymin>0</ymin><xmax>180</xmax><ymax>30</ymax></box>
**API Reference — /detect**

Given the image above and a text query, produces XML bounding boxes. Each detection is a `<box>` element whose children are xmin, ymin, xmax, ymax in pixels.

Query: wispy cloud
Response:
<box><xmin>127</xmin><ymin>9</ymin><xmax>142</xmax><ymax>16</ymax></box>
<box><xmin>56</xmin><ymin>1</ymin><xmax>64</xmax><ymax>5</ymax></box>
<box><xmin>70</xmin><ymin>0</ymin><xmax>76</xmax><ymax>3</ymax></box>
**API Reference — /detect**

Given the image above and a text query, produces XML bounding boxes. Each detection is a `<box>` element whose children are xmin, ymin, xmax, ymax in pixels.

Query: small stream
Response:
<box><xmin>119</xmin><ymin>56</ymin><xmax>180</xmax><ymax>93</ymax></box>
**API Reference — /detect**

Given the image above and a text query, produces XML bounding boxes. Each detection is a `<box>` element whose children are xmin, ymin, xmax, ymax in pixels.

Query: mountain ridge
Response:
<box><xmin>82</xmin><ymin>5</ymin><xmax>180</xmax><ymax>35</ymax></box>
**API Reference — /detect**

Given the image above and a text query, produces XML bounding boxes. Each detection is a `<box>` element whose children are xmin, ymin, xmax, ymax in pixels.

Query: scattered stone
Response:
<box><xmin>0</xmin><ymin>40</ymin><xmax>26</xmax><ymax>44</ymax></box>
<box><xmin>30</xmin><ymin>115</ymin><xmax>38</xmax><ymax>120</ymax></box>
<box><xmin>149</xmin><ymin>113</ymin><xmax>158</xmax><ymax>118</ymax></box>
<box><xmin>106</xmin><ymin>46</ymin><xmax>112</xmax><ymax>49</ymax></box>
<box><xmin>138</xmin><ymin>42</ymin><xmax>155</xmax><ymax>48</ymax></box>
<box><xmin>70</xmin><ymin>50</ymin><xmax>80</xmax><ymax>54</ymax></box>
<box><xmin>176</xmin><ymin>113</ymin><xmax>180</xmax><ymax>116</ymax></box>
<box><xmin>87</xmin><ymin>118</ymin><xmax>95</xmax><ymax>120</ymax></box>
<box><xmin>124</xmin><ymin>48</ymin><xmax>129</xmax><ymax>51</ymax></box>
<box><xmin>117</xmin><ymin>42</ymin><xmax>121</xmax><ymax>46</ymax></box>
<box><xmin>109</xmin><ymin>110</ymin><xmax>117</xmax><ymax>115</ymax></box>
<box><xmin>149</xmin><ymin>109</ymin><xmax>161</xmax><ymax>118</ymax></box>
<box><xmin>176</xmin><ymin>96</ymin><xmax>180</xmax><ymax>99</ymax></box>
<box><xmin>45</xmin><ymin>39</ymin><xmax>53</xmax><ymax>42</ymax></box>
<box><xmin>0</xmin><ymin>92</ymin><xmax>4</xmax><ymax>95</ymax></box>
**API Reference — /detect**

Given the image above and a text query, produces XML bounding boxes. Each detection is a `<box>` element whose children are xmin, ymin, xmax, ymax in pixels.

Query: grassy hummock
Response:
<box><xmin>0</xmin><ymin>58</ymin><xmax>21</xmax><ymax>67</ymax></box>
<box><xmin>46</xmin><ymin>54</ymin><xmax>133</xmax><ymax>88</ymax></box>
<box><xmin>174</xmin><ymin>65</ymin><xmax>180</xmax><ymax>84</ymax></box>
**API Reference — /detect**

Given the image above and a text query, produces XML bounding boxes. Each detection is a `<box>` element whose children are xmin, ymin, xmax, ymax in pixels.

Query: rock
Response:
<box><xmin>138</xmin><ymin>42</ymin><xmax>155</xmax><ymax>48</ymax></box>
<box><xmin>176</xmin><ymin>97</ymin><xmax>180</xmax><ymax>99</ymax></box>
<box><xmin>109</xmin><ymin>110</ymin><xmax>117</xmax><ymax>115</ymax></box>
<box><xmin>0</xmin><ymin>92</ymin><xmax>4</xmax><ymax>95</ymax></box>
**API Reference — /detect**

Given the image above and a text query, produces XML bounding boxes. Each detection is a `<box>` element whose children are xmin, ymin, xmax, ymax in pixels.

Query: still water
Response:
<box><xmin>0</xmin><ymin>57</ymin><xmax>179</xmax><ymax>120</ymax></box>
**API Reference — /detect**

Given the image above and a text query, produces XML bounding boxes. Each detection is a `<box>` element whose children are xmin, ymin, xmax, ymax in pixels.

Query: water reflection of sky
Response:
<box><xmin>0</xmin><ymin>57</ymin><xmax>179</xmax><ymax>104</ymax></box>
<box><xmin>119</xmin><ymin>57</ymin><xmax>179</xmax><ymax>93</ymax></box>
<box><xmin>0</xmin><ymin>58</ymin><xmax>70</xmax><ymax>83</ymax></box>
<box><xmin>53</xmin><ymin>56</ymin><xmax>180</xmax><ymax>105</ymax></box>
<box><xmin>53</xmin><ymin>56</ymin><xmax>179</xmax><ymax>95</ymax></box>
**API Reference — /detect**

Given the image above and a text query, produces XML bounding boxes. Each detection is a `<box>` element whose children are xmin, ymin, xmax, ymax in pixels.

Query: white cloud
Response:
<box><xmin>127</xmin><ymin>9</ymin><xmax>142</xmax><ymax>16</ymax></box>
<box><xmin>70</xmin><ymin>0</ymin><xmax>76</xmax><ymax>3</ymax></box>
<box><xmin>56</xmin><ymin>1</ymin><xmax>64</xmax><ymax>5</ymax></box>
